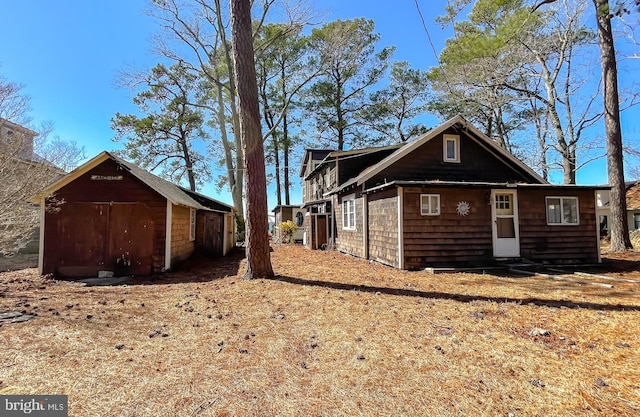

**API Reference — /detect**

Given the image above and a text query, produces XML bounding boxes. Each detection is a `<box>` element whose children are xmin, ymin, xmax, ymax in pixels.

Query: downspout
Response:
<box><xmin>363</xmin><ymin>185</ymin><xmax>369</xmax><ymax>260</ymax></box>
<box><xmin>38</xmin><ymin>200</ymin><xmax>45</xmax><ymax>274</ymax></box>
<box><xmin>165</xmin><ymin>201</ymin><xmax>172</xmax><ymax>271</ymax></box>
<box><xmin>397</xmin><ymin>187</ymin><xmax>404</xmax><ymax>269</ymax></box>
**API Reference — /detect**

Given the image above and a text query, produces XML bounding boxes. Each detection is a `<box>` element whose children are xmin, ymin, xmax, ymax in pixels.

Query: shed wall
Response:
<box><xmin>171</xmin><ymin>204</ymin><xmax>195</xmax><ymax>264</ymax></box>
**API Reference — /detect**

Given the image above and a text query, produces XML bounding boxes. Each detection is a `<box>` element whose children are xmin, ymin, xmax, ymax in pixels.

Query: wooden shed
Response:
<box><xmin>31</xmin><ymin>151</ymin><xmax>235</xmax><ymax>277</ymax></box>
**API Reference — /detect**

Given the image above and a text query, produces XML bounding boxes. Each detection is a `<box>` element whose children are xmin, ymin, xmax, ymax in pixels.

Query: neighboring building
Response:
<box><xmin>596</xmin><ymin>181</ymin><xmax>640</xmax><ymax>235</ymax></box>
<box><xmin>1</xmin><ymin>118</ymin><xmax>64</xmax><ymax>254</ymax></box>
<box><xmin>31</xmin><ymin>151</ymin><xmax>235</xmax><ymax>277</ymax></box>
<box><xmin>1</xmin><ymin>118</ymin><xmax>38</xmax><ymax>160</ymax></box>
<box><xmin>301</xmin><ymin>115</ymin><xmax>603</xmax><ymax>269</ymax></box>
<box><xmin>272</xmin><ymin>204</ymin><xmax>305</xmax><ymax>243</ymax></box>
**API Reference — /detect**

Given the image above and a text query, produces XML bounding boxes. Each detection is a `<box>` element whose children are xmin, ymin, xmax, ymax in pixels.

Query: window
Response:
<box><xmin>443</xmin><ymin>134</ymin><xmax>460</xmax><ymax>162</ymax></box>
<box><xmin>546</xmin><ymin>197</ymin><xmax>579</xmax><ymax>225</ymax></box>
<box><xmin>342</xmin><ymin>194</ymin><xmax>356</xmax><ymax>230</ymax></box>
<box><xmin>421</xmin><ymin>194</ymin><xmax>440</xmax><ymax>216</ymax></box>
<box><xmin>295</xmin><ymin>211</ymin><xmax>304</xmax><ymax>227</ymax></box>
<box><xmin>634</xmin><ymin>213</ymin><xmax>640</xmax><ymax>230</ymax></box>
<box><xmin>189</xmin><ymin>208</ymin><xmax>196</xmax><ymax>241</ymax></box>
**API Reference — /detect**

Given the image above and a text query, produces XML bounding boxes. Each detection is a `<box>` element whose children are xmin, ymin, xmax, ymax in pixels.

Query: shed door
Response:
<box><xmin>203</xmin><ymin>213</ymin><xmax>223</xmax><ymax>256</ymax></box>
<box><xmin>46</xmin><ymin>202</ymin><xmax>154</xmax><ymax>277</ymax></box>
<box><xmin>491</xmin><ymin>190</ymin><xmax>520</xmax><ymax>258</ymax></box>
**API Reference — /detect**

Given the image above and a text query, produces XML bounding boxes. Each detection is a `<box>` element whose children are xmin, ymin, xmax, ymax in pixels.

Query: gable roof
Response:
<box><xmin>353</xmin><ymin>115</ymin><xmax>548</xmax><ymax>188</ymax></box>
<box><xmin>299</xmin><ymin>148</ymin><xmax>334</xmax><ymax>177</ymax></box>
<box><xmin>31</xmin><ymin>151</ymin><xmax>234</xmax><ymax>212</ymax></box>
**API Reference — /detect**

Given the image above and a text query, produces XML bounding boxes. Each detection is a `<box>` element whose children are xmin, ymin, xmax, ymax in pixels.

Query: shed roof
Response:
<box><xmin>31</xmin><ymin>151</ymin><xmax>234</xmax><ymax>213</ymax></box>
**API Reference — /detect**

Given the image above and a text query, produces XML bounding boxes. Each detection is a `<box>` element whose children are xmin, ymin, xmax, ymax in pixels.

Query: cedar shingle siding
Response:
<box><xmin>518</xmin><ymin>189</ymin><xmax>598</xmax><ymax>263</ymax></box>
<box><xmin>335</xmin><ymin>194</ymin><xmax>365</xmax><ymax>258</ymax></box>
<box><xmin>367</xmin><ymin>188</ymin><xmax>399</xmax><ymax>267</ymax></box>
<box><xmin>402</xmin><ymin>187</ymin><xmax>493</xmax><ymax>268</ymax></box>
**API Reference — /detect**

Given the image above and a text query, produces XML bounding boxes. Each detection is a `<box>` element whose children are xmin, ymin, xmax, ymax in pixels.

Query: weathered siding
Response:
<box><xmin>402</xmin><ymin>187</ymin><xmax>493</xmax><ymax>269</ymax></box>
<box><xmin>335</xmin><ymin>193</ymin><xmax>365</xmax><ymax>258</ymax></box>
<box><xmin>518</xmin><ymin>189</ymin><xmax>599</xmax><ymax>263</ymax></box>
<box><xmin>43</xmin><ymin>158</ymin><xmax>166</xmax><ymax>275</ymax></box>
<box><xmin>367</xmin><ymin>188</ymin><xmax>399</xmax><ymax>267</ymax></box>
<box><xmin>366</xmin><ymin>129</ymin><xmax>537</xmax><ymax>188</ymax></box>
<box><xmin>171</xmin><ymin>204</ymin><xmax>195</xmax><ymax>264</ymax></box>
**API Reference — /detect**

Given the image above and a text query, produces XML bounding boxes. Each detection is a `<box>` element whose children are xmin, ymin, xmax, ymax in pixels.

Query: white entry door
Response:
<box><xmin>492</xmin><ymin>190</ymin><xmax>520</xmax><ymax>258</ymax></box>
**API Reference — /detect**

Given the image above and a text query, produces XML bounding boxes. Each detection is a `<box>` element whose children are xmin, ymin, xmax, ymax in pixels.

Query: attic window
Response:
<box><xmin>443</xmin><ymin>134</ymin><xmax>460</xmax><ymax>163</ymax></box>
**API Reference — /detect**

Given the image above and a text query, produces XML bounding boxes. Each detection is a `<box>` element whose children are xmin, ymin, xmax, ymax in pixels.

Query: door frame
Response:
<box><xmin>491</xmin><ymin>189</ymin><xmax>520</xmax><ymax>258</ymax></box>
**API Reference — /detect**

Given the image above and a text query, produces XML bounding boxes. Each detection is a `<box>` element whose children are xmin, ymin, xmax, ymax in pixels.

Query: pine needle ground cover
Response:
<box><xmin>1</xmin><ymin>246</ymin><xmax>639</xmax><ymax>416</ymax></box>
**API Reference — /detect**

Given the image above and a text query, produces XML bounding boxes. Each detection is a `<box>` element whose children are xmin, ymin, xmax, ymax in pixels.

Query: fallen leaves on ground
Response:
<box><xmin>1</xmin><ymin>245</ymin><xmax>639</xmax><ymax>416</ymax></box>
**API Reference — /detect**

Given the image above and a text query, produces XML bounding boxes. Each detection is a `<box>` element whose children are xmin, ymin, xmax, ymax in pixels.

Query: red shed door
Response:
<box><xmin>48</xmin><ymin>203</ymin><xmax>109</xmax><ymax>276</ymax></box>
<box><xmin>108</xmin><ymin>203</ymin><xmax>154</xmax><ymax>276</ymax></box>
<box><xmin>47</xmin><ymin>202</ymin><xmax>154</xmax><ymax>277</ymax></box>
<box><xmin>491</xmin><ymin>190</ymin><xmax>520</xmax><ymax>258</ymax></box>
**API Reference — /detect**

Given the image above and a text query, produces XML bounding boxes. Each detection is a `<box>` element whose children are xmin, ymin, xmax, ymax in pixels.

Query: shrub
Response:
<box><xmin>631</xmin><ymin>230</ymin><xmax>640</xmax><ymax>249</ymax></box>
<box><xmin>279</xmin><ymin>220</ymin><xmax>297</xmax><ymax>243</ymax></box>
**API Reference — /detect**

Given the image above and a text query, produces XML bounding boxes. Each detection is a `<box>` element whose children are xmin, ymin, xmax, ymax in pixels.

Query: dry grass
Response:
<box><xmin>1</xmin><ymin>245</ymin><xmax>640</xmax><ymax>416</ymax></box>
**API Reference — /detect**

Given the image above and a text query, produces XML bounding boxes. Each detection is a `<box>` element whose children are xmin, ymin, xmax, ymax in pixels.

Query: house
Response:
<box><xmin>301</xmin><ymin>115</ymin><xmax>603</xmax><ymax>269</ymax></box>
<box><xmin>31</xmin><ymin>151</ymin><xmax>235</xmax><ymax>277</ymax></box>
<box><xmin>1</xmin><ymin>118</ymin><xmax>65</xmax><ymax>254</ymax></box>
<box><xmin>300</xmin><ymin>144</ymin><xmax>403</xmax><ymax>249</ymax></box>
<box><xmin>272</xmin><ymin>205</ymin><xmax>305</xmax><ymax>243</ymax></box>
<box><xmin>596</xmin><ymin>181</ymin><xmax>640</xmax><ymax>235</ymax></box>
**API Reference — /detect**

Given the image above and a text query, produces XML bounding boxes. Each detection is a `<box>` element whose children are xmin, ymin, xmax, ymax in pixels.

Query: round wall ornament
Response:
<box><xmin>456</xmin><ymin>201</ymin><xmax>471</xmax><ymax>216</ymax></box>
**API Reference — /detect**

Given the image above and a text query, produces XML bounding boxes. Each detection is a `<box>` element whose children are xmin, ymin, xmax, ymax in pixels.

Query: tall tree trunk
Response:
<box><xmin>215</xmin><ymin>0</ymin><xmax>245</xmax><ymax>218</ymax></box>
<box><xmin>273</xmin><ymin>133</ymin><xmax>282</xmax><ymax>206</ymax></box>
<box><xmin>593</xmin><ymin>0</ymin><xmax>632</xmax><ymax>251</ymax></box>
<box><xmin>230</xmin><ymin>0</ymin><xmax>274</xmax><ymax>279</ymax></box>
<box><xmin>283</xmin><ymin>117</ymin><xmax>291</xmax><ymax>206</ymax></box>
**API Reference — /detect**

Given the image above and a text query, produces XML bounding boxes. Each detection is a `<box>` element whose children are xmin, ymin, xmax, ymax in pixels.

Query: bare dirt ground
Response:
<box><xmin>1</xmin><ymin>245</ymin><xmax>639</xmax><ymax>416</ymax></box>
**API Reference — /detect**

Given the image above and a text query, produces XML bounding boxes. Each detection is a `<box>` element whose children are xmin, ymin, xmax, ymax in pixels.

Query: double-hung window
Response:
<box><xmin>421</xmin><ymin>194</ymin><xmax>440</xmax><ymax>216</ymax></box>
<box><xmin>342</xmin><ymin>194</ymin><xmax>356</xmax><ymax>230</ymax></box>
<box><xmin>546</xmin><ymin>197</ymin><xmax>579</xmax><ymax>225</ymax></box>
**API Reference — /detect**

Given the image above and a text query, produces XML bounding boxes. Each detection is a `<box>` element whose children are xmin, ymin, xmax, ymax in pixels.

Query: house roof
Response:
<box><xmin>31</xmin><ymin>151</ymin><xmax>234</xmax><ymax>213</ymax></box>
<box><xmin>0</xmin><ymin>118</ymin><xmax>38</xmax><ymax>137</ymax></box>
<box><xmin>299</xmin><ymin>148</ymin><xmax>334</xmax><ymax>177</ymax></box>
<box><xmin>352</xmin><ymin>115</ymin><xmax>548</xmax><ymax>189</ymax></box>
<box><xmin>627</xmin><ymin>181</ymin><xmax>640</xmax><ymax>210</ymax></box>
<box><xmin>271</xmin><ymin>204</ymin><xmax>303</xmax><ymax>213</ymax></box>
<box><xmin>305</xmin><ymin>143</ymin><xmax>405</xmax><ymax>181</ymax></box>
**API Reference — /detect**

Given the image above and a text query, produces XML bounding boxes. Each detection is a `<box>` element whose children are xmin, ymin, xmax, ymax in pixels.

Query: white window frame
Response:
<box><xmin>443</xmin><ymin>134</ymin><xmax>460</xmax><ymax>163</ymax></box>
<box><xmin>546</xmin><ymin>196</ymin><xmax>579</xmax><ymax>225</ymax></box>
<box><xmin>189</xmin><ymin>208</ymin><xmax>197</xmax><ymax>241</ymax></box>
<box><xmin>342</xmin><ymin>194</ymin><xmax>356</xmax><ymax>230</ymax></box>
<box><xmin>420</xmin><ymin>194</ymin><xmax>441</xmax><ymax>216</ymax></box>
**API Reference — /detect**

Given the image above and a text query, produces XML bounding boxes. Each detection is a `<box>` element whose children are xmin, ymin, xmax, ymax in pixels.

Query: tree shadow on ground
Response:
<box><xmin>128</xmin><ymin>247</ymin><xmax>245</xmax><ymax>285</ymax></box>
<box><xmin>269</xmin><ymin>274</ymin><xmax>640</xmax><ymax>312</ymax></box>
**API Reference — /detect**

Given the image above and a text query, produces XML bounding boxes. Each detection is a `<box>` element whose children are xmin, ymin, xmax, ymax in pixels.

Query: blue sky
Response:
<box><xmin>1</xmin><ymin>0</ymin><xmax>638</xmax><ymax>209</ymax></box>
